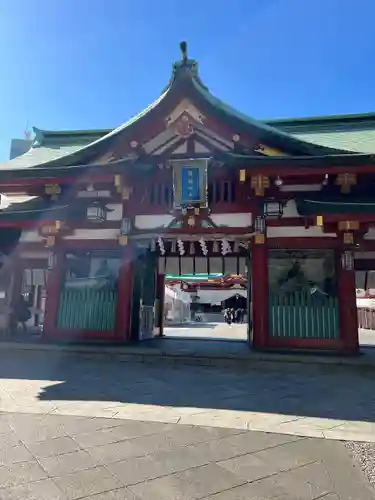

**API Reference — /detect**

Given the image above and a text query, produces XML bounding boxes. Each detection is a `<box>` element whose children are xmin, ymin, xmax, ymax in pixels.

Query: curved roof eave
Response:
<box><xmin>189</xmin><ymin>78</ymin><xmax>354</xmax><ymax>156</ymax></box>
<box><xmin>33</xmin><ymin>87</ymin><xmax>171</xmax><ymax>169</ymax></box>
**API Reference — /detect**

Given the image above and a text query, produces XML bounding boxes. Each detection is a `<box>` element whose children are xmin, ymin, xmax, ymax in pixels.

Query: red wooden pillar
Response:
<box><xmin>9</xmin><ymin>257</ymin><xmax>23</xmax><ymax>309</ymax></box>
<box><xmin>4</xmin><ymin>257</ymin><xmax>23</xmax><ymax>338</ymax></box>
<box><xmin>156</xmin><ymin>273</ymin><xmax>165</xmax><ymax>336</ymax></box>
<box><xmin>115</xmin><ymin>245</ymin><xmax>134</xmax><ymax>341</ymax></box>
<box><xmin>43</xmin><ymin>248</ymin><xmax>64</xmax><ymax>338</ymax></box>
<box><xmin>251</xmin><ymin>235</ymin><xmax>269</xmax><ymax>349</ymax></box>
<box><xmin>336</xmin><ymin>249</ymin><xmax>359</xmax><ymax>354</ymax></box>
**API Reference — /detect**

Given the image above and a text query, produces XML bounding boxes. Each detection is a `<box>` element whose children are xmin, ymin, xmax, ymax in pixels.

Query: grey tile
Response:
<box><xmin>251</xmin><ymin>439</ymin><xmax>319</xmax><ymax>472</ymax></box>
<box><xmin>85</xmin><ymin>425</ymin><xmax>218</xmax><ymax>467</ymax></box>
<box><xmin>80</xmin><ymin>487</ymin><xmax>141</xmax><ymax>499</ymax></box>
<box><xmin>0</xmin><ymin>443</ymin><xmax>34</xmax><ymax>466</ymax></box>
<box><xmin>113</xmin><ymin>425</ymin><xmax>238</xmax><ymax>458</ymax></box>
<box><xmin>0</xmin><ymin>460</ymin><xmax>47</xmax><ymax>489</ymax></box>
<box><xmin>317</xmin><ymin>495</ymin><xmax>340</xmax><ymax>500</ymax></box>
<box><xmin>6</xmin><ymin>413</ymin><xmax>47</xmax><ymax>428</ymax></box>
<box><xmin>12</xmin><ymin>424</ymin><xmax>67</xmax><ymax>444</ymax></box>
<box><xmin>317</xmin><ymin>440</ymin><xmax>375</xmax><ymax>500</ymax></box>
<box><xmin>192</xmin><ymin>431</ymin><xmax>302</xmax><ymax>464</ymax></box>
<box><xmin>91</xmin><ymin>418</ymin><xmax>172</xmax><ymax>437</ymax></box>
<box><xmin>108</xmin><ymin>445</ymin><xmax>209</xmax><ymax>486</ymax></box>
<box><xmin>184</xmin><ymin>425</ymin><xmax>246</xmax><ymax>440</ymax></box>
<box><xmin>218</xmin><ymin>452</ymin><xmax>281</xmax><ymax>482</ymax></box>
<box><xmin>129</xmin><ymin>463</ymin><xmax>245</xmax><ymax>500</ymax></box>
<box><xmin>85</xmin><ymin>440</ymin><xmax>143</xmax><ymax>466</ymax></box>
<box><xmin>54</xmin><ymin>466</ymin><xmax>123</xmax><ymax>500</ymax></box>
<box><xmin>62</xmin><ymin>416</ymin><xmax>167</xmax><ymax>438</ymax></box>
<box><xmin>0</xmin><ymin>432</ymin><xmax>22</xmax><ymax>449</ymax></box>
<box><xmin>0</xmin><ymin>478</ymin><xmax>66</xmax><ymax>500</ymax></box>
<box><xmin>288</xmin><ymin>461</ymin><xmax>334</xmax><ymax>496</ymax></box>
<box><xmin>39</xmin><ymin>449</ymin><xmax>99</xmax><ymax>477</ymax></box>
<box><xmin>248</xmin><ymin>469</ymin><xmax>332</xmax><ymax>500</ymax></box>
<box><xmin>99</xmin><ymin>421</ymin><xmax>176</xmax><ymax>441</ymax></box>
<box><xmin>0</xmin><ymin>421</ymin><xmax>14</xmax><ymax>435</ymax></box>
<box><xmin>26</xmin><ymin>436</ymin><xmax>81</xmax><ymax>459</ymax></box>
<box><xmin>60</xmin><ymin>417</ymin><xmax>123</xmax><ymax>436</ymax></box>
<box><xmin>72</xmin><ymin>427</ymin><xmax>140</xmax><ymax>449</ymax></box>
<box><xmin>203</xmin><ymin>481</ymin><xmax>288</xmax><ymax>500</ymax></box>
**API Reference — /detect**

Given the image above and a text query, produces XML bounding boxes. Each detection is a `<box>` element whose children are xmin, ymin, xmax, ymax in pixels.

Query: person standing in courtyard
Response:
<box><xmin>13</xmin><ymin>294</ymin><xmax>31</xmax><ymax>335</ymax></box>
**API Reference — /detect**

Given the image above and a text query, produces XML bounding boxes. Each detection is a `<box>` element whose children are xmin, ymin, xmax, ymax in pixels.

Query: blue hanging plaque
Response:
<box><xmin>172</xmin><ymin>159</ymin><xmax>208</xmax><ymax>208</ymax></box>
<box><xmin>181</xmin><ymin>167</ymin><xmax>200</xmax><ymax>203</ymax></box>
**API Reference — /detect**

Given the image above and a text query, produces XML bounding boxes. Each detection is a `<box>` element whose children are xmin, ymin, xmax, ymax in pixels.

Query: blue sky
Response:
<box><xmin>0</xmin><ymin>0</ymin><xmax>374</xmax><ymax>160</ymax></box>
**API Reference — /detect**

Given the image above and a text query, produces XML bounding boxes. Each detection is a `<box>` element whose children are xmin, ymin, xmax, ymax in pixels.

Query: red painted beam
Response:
<box><xmin>240</xmin><ymin>165</ymin><xmax>375</xmax><ymax>176</ymax></box>
<box><xmin>0</xmin><ymin>175</ymin><xmax>115</xmax><ymax>187</ymax></box>
<box><xmin>158</xmin><ymin>227</ymin><xmax>253</xmax><ymax>235</ymax></box>
<box><xmin>267</xmin><ymin>237</ymin><xmax>337</xmax><ymax>249</ymax></box>
<box><xmin>0</xmin><ymin>220</ymin><xmax>121</xmax><ymax>229</ymax></box>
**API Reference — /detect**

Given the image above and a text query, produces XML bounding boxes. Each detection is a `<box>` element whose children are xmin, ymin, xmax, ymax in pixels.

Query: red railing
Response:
<box><xmin>126</xmin><ymin>176</ymin><xmax>250</xmax><ymax>215</ymax></box>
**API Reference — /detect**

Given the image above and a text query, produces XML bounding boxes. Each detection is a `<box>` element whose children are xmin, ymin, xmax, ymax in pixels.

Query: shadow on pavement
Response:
<box><xmin>0</xmin><ymin>345</ymin><xmax>374</xmax><ymax>425</ymax></box>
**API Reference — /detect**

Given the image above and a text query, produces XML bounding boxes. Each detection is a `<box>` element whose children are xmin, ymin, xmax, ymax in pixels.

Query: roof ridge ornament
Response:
<box><xmin>180</xmin><ymin>41</ymin><xmax>188</xmax><ymax>63</ymax></box>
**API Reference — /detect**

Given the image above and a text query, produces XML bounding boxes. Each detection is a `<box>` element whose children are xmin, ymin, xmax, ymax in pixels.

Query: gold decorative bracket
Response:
<box><xmin>338</xmin><ymin>220</ymin><xmax>359</xmax><ymax>231</ymax></box>
<box><xmin>251</xmin><ymin>175</ymin><xmax>270</xmax><ymax>196</ymax></box>
<box><xmin>44</xmin><ymin>184</ymin><xmax>61</xmax><ymax>200</ymax></box>
<box><xmin>335</xmin><ymin>173</ymin><xmax>356</xmax><ymax>193</ymax></box>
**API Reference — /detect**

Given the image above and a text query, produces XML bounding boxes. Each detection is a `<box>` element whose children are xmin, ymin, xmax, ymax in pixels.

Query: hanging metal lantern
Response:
<box><xmin>263</xmin><ymin>200</ymin><xmax>283</xmax><ymax>219</ymax></box>
<box><xmin>341</xmin><ymin>251</ymin><xmax>354</xmax><ymax>271</ymax></box>
<box><xmin>87</xmin><ymin>203</ymin><xmax>106</xmax><ymax>222</ymax></box>
<box><xmin>120</xmin><ymin>218</ymin><xmax>131</xmax><ymax>235</ymax></box>
<box><xmin>47</xmin><ymin>251</ymin><xmax>56</xmax><ymax>269</ymax></box>
<box><xmin>254</xmin><ymin>216</ymin><xmax>266</xmax><ymax>234</ymax></box>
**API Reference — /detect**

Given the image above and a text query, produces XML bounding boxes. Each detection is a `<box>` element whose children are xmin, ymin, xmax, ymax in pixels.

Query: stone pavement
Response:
<box><xmin>1</xmin><ymin>349</ymin><xmax>375</xmax><ymax>443</ymax></box>
<box><xmin>0</xmin><ymin>411</ymin><xmax>373</xmax><ymax>499</ymax></box>
<box><xmin>164</xmin><ymin>321</ymin><xmax>248</xmax><ymax>341</ymax></box>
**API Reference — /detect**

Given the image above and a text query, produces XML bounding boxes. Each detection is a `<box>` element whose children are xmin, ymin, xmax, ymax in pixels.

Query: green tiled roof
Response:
<box><xmin>27</xmin><ymin>112</ymin><xmax>375</xmax><ymax>156</ymax></box>
<box><xmin>267</xmin><ymin>113</ymin><xmax>375</xmax><ymax>153</ymax></box>
<box><xmin>0</xmin><ymin>128</ymin><xmax>107</xmax><ymax>170</ymax></box>
<box><xmin>296</xmin><ymin>195</ymin><xmax>375</xmax><ymax>216</ymax></box>
<box><xmin>4</xmin><ymin>112</ymin><xmax>375</xmax><ymax>172</ymax></box>
<box><xmin>25</xmin><ymin>112</ymin><xmax>375</xmax><ymax>156</ymax></box>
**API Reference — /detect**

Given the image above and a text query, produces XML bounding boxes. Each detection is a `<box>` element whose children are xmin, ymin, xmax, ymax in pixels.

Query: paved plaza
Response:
<box><xmin>0</xmin><ymin>346</ymin><xmax>375</xmax><ymax>497</ymax></box>
<box><xmin>164</xmin><ymin>320</ymin><xmax>248</xmax><ymax>341</ymax></box>
<box><xmin>1</xmin><ymin>347</ymin><xmax>375</xmax><ymax>441</ymax></box>
<box><xmin>0</xmin><ymin>411</ymin><xmax>373</xmax><ymax>500</ymax></box>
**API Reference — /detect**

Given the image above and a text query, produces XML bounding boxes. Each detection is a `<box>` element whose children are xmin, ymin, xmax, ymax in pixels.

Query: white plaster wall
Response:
<box><xmin>282</xmin><ymin>200</ymin><xmax>300</xmax><ymax>218</ymax></box>
<box><xmin>106</xmin><ymin>204</ymin><xmax>123</xmax><ymax>221</ymax></box>
<box><xmin>280</xmin><ymin>184</ymin><xmax>321</xmax><ymax>192</ymax></box>
<box><xmin>355</xmin><ymin>251</ymin><xmax>375</xmax><ymax>259</ymax></box>
<box><xmin>135</xmin><ymin>215</ymin><xmax>174</xmax><ymax>230</ymax></box>
<box><xmin>267</xmin><ymin>226</ymin><xmax>337</xmax><ymax>238</ymax></box>
<box><xmin>64</xmin><ymin>229</ymin><xmax>119</xmax><ymax>240</ymax></box>
<box><xmin>19</xmin><ymin>231</ymin><xmax>43</xmax><ymax>243</ymax></box>
<box><xmin>210</xmin><ymin>213</ymin><xmax>252</xmax><ymax>227</ymax></box>
<box><xmin>365</xmin><ymin>229</ymin><xmax>375</xmax><ymax>240</ymax></box>
<box><xmin>194</xmin><ymin>141</ymin><xmax>210</xmax><ymax>153</ymax></box>
<box><xmin>20</xmin><ymin>251</ymin><xmax>49</xmax><ymax>259</ymax></box>
<box><xmin>172</xmin><ymin>142</ymin><xmax>187</xmax><ymax>153</ymax></box>
<box><xmin>76</xmin><ymin>190</ymin><xmax>112</xmax><ymax>198</ymax></box>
